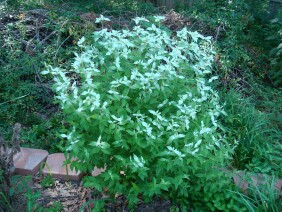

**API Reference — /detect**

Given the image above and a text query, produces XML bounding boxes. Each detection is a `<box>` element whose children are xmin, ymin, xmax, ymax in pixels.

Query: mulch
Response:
<box><xmin>8</xmin><ymin>174</ymin><xmax>172</xmax><ymax>212</ymax></box>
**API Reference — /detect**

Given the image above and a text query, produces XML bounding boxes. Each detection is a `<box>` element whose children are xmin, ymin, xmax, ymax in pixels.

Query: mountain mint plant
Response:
<box><xmin>43</xmin><ymin>16</ymin><xmax>236</xmax><ymax>210</ymax></box>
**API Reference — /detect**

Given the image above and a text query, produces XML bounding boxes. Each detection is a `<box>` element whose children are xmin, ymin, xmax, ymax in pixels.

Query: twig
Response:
<box><xmin>35</xmin><ymin>18</ymin><xmax>40</xmax><ymax>41</ymax></box>
<box><xmin>37</xmin><ymin>30</ymin><xmax>57</xmax><ymax>46</ymax></box>
<box><xmin>54</xmin><ymin>34</ymin><xmax>72</xmax><ymax>60</ymax></box>
<box><xmin>215</xmin><ymin>23</ymin><xmax>225</xmax><ymax>41</ymax></box>
<box><xmin>0</xmin><ymin>95</ymin><xmax>28</xmax><ymax>106</ymax></box>
<box><xmin>37</xmin><ymin>195</ymin><xmax>79</xmax><ymax>202</ymax></box>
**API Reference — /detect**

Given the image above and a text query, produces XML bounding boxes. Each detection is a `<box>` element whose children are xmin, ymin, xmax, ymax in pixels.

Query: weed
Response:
<box><xmin>41</xmin><ymin>174</ymin><xmax>55</xmax><ymax>188</ymax></box>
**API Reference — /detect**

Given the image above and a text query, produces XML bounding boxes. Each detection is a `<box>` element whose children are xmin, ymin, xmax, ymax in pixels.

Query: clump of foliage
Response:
<box><xmin>220</xmin><ymin>90</ymin><xmax>282</xmax><ymax>178</ymax></box>
<box><xmin>45</xmin><ymin>17</ymin><xmax>240</xmax><ymax>210</ymax></box>
<box><xmin>234</xmin><ymin>174</ymin><xmax>282</xmax><ymax>211</ymax></box>
<box><xmin>22</xmin><ymin>113</ymin><xmax>66</xmax><ymax>153</ymax></box>
<box><xmin>24</xmin><ymin>189</ymin><xmax>63</xmax><ymax>212</ymax></box>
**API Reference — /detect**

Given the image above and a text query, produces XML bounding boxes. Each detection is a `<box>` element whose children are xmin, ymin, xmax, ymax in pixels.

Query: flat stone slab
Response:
<box><xmin>233</xmin><ymin>171</ymin><xmax>282</xmax><ymax>197</ymax></box>
<box><xmin>43</xmin><ymin>153</ymin><xmax>83</xmax><ymax>181</ymax></box>
<box><xmin>13</xmin><ymin>147</ymin><xmax>48</xmax><ymax>175</ymax></box>
<box><xmin>233</xmin><ymin>171</ymin><xmax>250</xmax><ymax>192</ymax></box>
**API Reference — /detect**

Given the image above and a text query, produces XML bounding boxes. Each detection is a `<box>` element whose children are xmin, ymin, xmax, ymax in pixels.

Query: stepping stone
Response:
<box><xmin>13</xmin><ymin>147</ymin><xmax>49</xmax><ymax>175</ymax></box>
<box><xmin>233</xmin><ymin>171</ymin><xmax>282</xmax><ymax>197</ymax></box>
<box><xmin>233</xmin><ymin>171</ymin><xmax>249</xmax><ymax>193</ymax></box>
<box><xmin>43</xmin><ymin>153</ymin><xmax>83</xmax><ymax>181</ymax></box>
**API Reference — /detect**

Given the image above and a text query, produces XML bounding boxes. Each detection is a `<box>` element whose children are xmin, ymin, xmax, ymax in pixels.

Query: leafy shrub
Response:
<box><xmin>45</xmin><ymin>17</ymin><xmax>237</xmax><ymax>210</ymax></box>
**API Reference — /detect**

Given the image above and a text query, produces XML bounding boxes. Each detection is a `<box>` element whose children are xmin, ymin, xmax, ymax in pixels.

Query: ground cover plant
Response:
<box><xmin>0</xmin><ymin>0</ymin><xmax>86</xmax><ymax>151</ymax></box>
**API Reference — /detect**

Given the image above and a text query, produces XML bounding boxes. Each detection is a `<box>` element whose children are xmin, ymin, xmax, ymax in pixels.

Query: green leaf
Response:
<box><xmin>83</xmin><ymin>177</ymin><xmax>103</xmax><ymax>192</ymax></box>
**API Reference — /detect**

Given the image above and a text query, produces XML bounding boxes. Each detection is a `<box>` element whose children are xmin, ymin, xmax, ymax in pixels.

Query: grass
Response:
<box><xmin>233</xmin><ymin>174</ymin><xmax>282</xmax><ymax>212</ymax></box>
<box><xmin>220</xmin><ymin>89</ymin><xmax>282</xmax><ymax>176</ymax></box>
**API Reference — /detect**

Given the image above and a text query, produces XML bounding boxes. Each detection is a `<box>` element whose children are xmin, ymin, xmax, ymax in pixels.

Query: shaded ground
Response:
<box><xmin>8</xmin><ymin>175</ymin><xmax>172</xmax><ymax>211</ymax></box>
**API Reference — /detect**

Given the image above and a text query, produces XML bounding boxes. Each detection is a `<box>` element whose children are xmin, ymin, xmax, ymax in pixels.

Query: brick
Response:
<box><xmin>13</xmin><ymin>147</ymin><xmax>48</xmax><ymax>175</ymax></box>
<box><xmin>43</xmin><ymin>153</ymin><xmax>83</xmax><ymax>181</ymax></box>
<box><xmin>13</xmin><ymin>150</ymin><xmax>22</xmax><ymax>162</ymax></box>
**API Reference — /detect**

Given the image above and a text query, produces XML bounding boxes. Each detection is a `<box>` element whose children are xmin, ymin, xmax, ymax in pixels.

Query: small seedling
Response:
<box><xmin>41</xmin><ymin>174</ymin><xmax>55</xmax><ymax>188</ymax></box>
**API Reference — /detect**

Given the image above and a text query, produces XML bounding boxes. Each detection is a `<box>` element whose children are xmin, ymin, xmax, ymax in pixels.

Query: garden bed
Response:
<box><xmin>1</xmin><ymin>1</ymin><xmax>282</xmax><ymax>211</ymax></box>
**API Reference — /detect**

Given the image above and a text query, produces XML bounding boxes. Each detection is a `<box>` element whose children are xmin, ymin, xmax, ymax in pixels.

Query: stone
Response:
<box><xmin>233</xmin><ymin>171</ymin><xmax>249</xmax><ymax>193</ymax></box>
<box><xmin>13</xmin><ymin>147</ymin><xmax>49</xmax><ymax>175</ymax></box>
<box><xmin>43</xmin><ymin>153</ymin><xmax>83</xmax><ymax>181</ymax></box>
<box><xmin>274</xmin><ymin>179</ymin><xmax>282</xmax><ymax>192</ymax></box>
<box><xmin>92</xmin><ymin>167</ymin><xmax>105</xmax><ymax>177</ymax></box>
<box><xmin>233</xmin><ymin>171</ymin><xmax>282</xmax><ymax>197</ymax></box>
<box><xmin>13</xmin><ymin>150</ymin><xmax>22</xmax><ymax>162</ymax></box>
